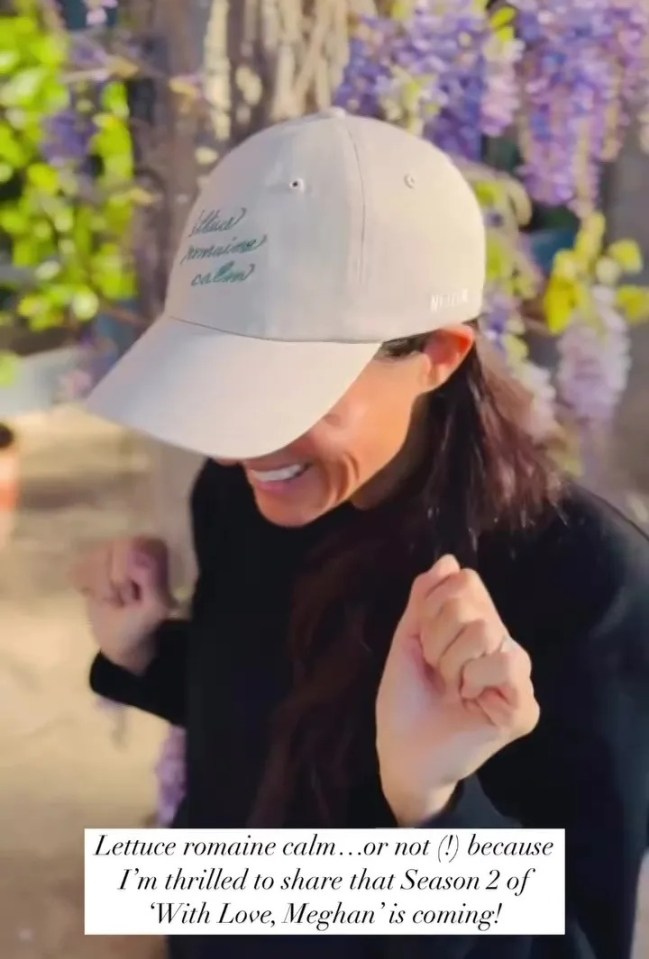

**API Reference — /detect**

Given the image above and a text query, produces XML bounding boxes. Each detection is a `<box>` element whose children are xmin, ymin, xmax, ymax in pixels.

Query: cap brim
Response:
<box><xmin>85</xmin><ymin>315</ymin><xmax>380</xmax><ymax>460</ymax></box>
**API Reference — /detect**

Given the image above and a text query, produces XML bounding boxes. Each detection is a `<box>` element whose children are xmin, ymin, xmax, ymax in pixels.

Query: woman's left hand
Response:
<box><xmin>376</xmin><ymin>555</ymin><xmax>540</xmax><ymax>825</ymax></box>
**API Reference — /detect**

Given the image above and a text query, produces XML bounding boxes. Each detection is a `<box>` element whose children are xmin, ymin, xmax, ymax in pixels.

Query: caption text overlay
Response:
<box><xmin>85</xmin><ymin>828</ymin><xmax>565</xmax><ymax>936</ymax></box>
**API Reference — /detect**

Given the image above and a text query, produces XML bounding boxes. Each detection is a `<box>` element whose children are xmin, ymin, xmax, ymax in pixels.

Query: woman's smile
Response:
<box><xmin>245</xmin><ymin>462</ymin><xmax>313</xmax><ymax>495</ymax></box>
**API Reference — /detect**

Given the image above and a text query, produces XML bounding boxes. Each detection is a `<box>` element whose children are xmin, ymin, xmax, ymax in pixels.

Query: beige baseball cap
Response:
<box><xmin>86</xmin><ymin>109</ymin><xmax>486</xmax><ymax>460</ymax></box>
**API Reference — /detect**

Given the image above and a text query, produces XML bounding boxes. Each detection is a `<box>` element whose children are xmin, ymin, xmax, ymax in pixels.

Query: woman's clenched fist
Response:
<box><xmin>376</xmin><ymin>555</ymin><xmax>539</xmax><ymax>825</ymax></box>
<box><xmin>73</xmin><ymin>537</ymin><xmax>173</xmax><ymax>674</ymax></box>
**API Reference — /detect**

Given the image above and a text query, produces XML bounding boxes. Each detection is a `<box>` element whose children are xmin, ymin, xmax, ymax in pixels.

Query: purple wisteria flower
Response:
<box><xmin>43</xmin><ymin>110</ymin><xmax>89</xmax><ymax>165</ymax></box>
<box><xmin>337</xmin><ymin>1</ymin><xmax>649</xmax><ymax>209</ymax></box>
<box><xmin>335</xmin><ymin>1</ymin><xmax>521</xmax><ymax>160</ymax></box>
<box><xmin>156</xmin><ymin>726</ymin><xmax>187</xmax><ymax>826</ymax></box>
<box><xmin>42</xmin><ymin>36</ymin><xmax>109</xmax><ymax>164</ymax></box>
<box><xmin>556</xmin><ymin>286</ymin><xmax>632</xmax><ymax>423</ymax></box>
<box><xmin>511</xmin><ymin>0</ymin><xmax>649</xmax><ymax>212</ymax></box>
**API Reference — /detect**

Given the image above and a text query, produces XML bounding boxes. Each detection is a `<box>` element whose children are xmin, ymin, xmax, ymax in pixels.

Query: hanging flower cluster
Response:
<box><xmin>512</xmin><ymin>0</ymin><xmax>649</xmax><ymax>215</ymax></box>
<box><xmin>335</xmin><ymin>0</ymin><xmax>522</xmax><ymax>160</ymax></box>
<box><xmin>556</xmin><ymin>290</ymin><xmax>632</xmax><ymax>424</ymax></box>
<box><xmin>546</xmin><ymin>212</ymin><xmax>649</xmax><ymax>426</ymax></box>
<box><xmin>337</xmin><ymin>0</ymin><xmax>649</xmax><ymax>213</ymax></box>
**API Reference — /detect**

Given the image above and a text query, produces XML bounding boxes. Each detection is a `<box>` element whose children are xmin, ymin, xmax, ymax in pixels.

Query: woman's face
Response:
<box><xmin>219</xmin><ymin>327</ymin><xmax>474</xmax><ymax>527</ymax></box>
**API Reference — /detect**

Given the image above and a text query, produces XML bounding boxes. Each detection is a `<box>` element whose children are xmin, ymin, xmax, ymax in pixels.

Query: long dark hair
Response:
<box><xmin>250</xmin><ymin>326</ymin><xmax>563</xmax><ymax>826</ymax></box>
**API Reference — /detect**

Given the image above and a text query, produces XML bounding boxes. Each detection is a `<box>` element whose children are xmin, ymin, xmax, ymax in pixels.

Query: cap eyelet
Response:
<box><xmin>289</xmin><ymin>178</ymin><xmax>305</xmax><ymax>192</ymax></box>
<box><xmin>404</xmin><ymin>174</ymin><xmax>416</xmax><ymax>189</ymax></box>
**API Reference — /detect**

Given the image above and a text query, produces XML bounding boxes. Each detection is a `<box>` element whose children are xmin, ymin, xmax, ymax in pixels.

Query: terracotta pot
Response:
<box><xmin>0</xmin><ymin>423</ymin><xmax>19</xmax><ymax>547</ymax></box>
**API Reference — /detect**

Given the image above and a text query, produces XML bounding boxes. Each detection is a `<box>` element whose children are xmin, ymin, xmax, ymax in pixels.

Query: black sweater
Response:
<box><xmin>90</xmin><ymin>461</ymin><xmax>649</xmax><ymax>959</ymax></box>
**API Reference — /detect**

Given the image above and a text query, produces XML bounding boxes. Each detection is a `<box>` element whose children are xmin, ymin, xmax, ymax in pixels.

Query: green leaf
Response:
<box><xmin>29</xmin><ymin>308</ymin><xmax>64</xmax><ymax>331</ymax></box>
<box><xmin>0</xmin><ymin>66</ymin><xmax>47</xmax><ymax>107</ymax></box>
<box><xmin>71</xmin><ymin>288</ymin><xmax>99</xmax><ymax>320</ymax></box>
<box><xmin>607</xmin><ymin>239</ymin><xmax>643</xmax><ymax>274</ymax></box>
<box><xmin>46</xmin><ymin>284</ymin><xmax>75</xmax><ymax>308</ymax></box>
<box><xmin>93</xmin><ymin>112</ymin><xmax>120</xmax><ymax>131</ymax></box>
<box><xmin>53</xmin><ymin>208</ymin><xmax>74</xmax><ymax>233</ymax></box>
<box><xmin>1</xmin><ymin>15</ymin><xmax>37</xmax><ymax>42</ymax></box>
<box><xmin>31</xmin><ymin>34</ymin><xmax>68</xmax><ymax>68</ymax></box>
<box><xmin>100</xmin><ymin>82</ymin><xmax>130</xmax><ymax>119</ymax></box>
<box><xmin>39</xmin><ymin>80</ymin><xmax>70</xmax><ymax>114</ymax></box>
<box><xmin>390</xmin><ymin>0</ymin><xmax>414</xmax><ymax>19</ymax></box>
<box><xmin>0</xmin><ymin>16</ymin><xmax>39</xmax><ymax>56</ymax></box>
<box><xmin>92</xmin><ymin>238</ymin><xmax>137</xmax><ymax>299</ymax></box>
<box><xmin>72</xmin><ymin>207</ymin><xmax>93</xmax><ymax>256</ymax></box>
<box><xmin>19</xmin><ymin>119</ymin><xmax>43</xmax><ymax>150</ymax></box>
<box><xmin>473</xmin><ymin>181</ymin><xmax>504</xmax><ymax>209</ymax></box>
<box><xmin>616</xmin><ymin>285</ymin><xmax>649</xmax><ymax>323</ymax></box>
<box><xmin>5</xmin><ymin>107</ymin><xmax>29</xmax><ymax>129</ymax></box>
<box><xmin>0</xmin><ymin>352</ymin><xmax>19</xmax><ymax>387</ymax></box>
<box><xmin>17</xmin><ymin>292</ymin><xmax>48</xmax><ymax>318</ymax></box>
<box><xmin>0</xmin><ymin>207</ymin><xmax>30</xmax><ymax>235</ymax></box>
<box><xmin>0</xmin><ymin>51</ymin><xmax>20</xmax><ymax>75</ymax></box>
<box><xmin>0</xmin><ymin>7</ymin><xmax>136</xmax><ymax>341</ymax></box>
<box><xmin>543</xmin><ymin>280</ymin><xmax>577</xmax><ymax>334</ymax></box>
<box><xmin>93</xmin><ymin>123</ymin><xmax>135</xmax><ymax>182</ymax></box>
<box><xmin>0</xmin><ymin>122</ymin><xmax>28</xmax><ymax>166</ymax></box>
<box><xmin>35</xmin><ymin>260</ymin><xmax>62</xmax><ymax>281</ymax></box>
<box><xmin>27</xmin><ymin>162</ymin><xmax>61</xmax><ymax>194</ymax></box>
<box><xmin>102</xmin><ymin>195</ymin><xmax>133</xmax><ymax>234</ymax></box>
<box><xmin>594</xmin><ymin>255</ymin><xmax>622</xmax><ymax>285</ymax></box>
<box><xmin>490</xmin><ymin>6</ymin><xmax>517</xmax><ymax>28</ymax></box>
<box><xmin>32</xmin><ymin>220</ymin><xmax>53</xmax><ymax>241</ymax></box>
<box><xmin>58</xmin><ymin>238</ymin><xmax>76</xmax><ymax>258</ymax></box>
<box><xmin>56</xmin><ymin>168</ymin><xmax>80</xmax><ymax>198</ymax></box>
<box><xmin>13</xmin><ymin>237</ymin><xmax>41</xmax><ymax>267</ymax></box>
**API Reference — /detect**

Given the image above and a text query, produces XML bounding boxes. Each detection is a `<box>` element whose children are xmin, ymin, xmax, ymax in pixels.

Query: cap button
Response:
<box><xmin>321</xmin><ymin>106</ymin><xmax>347</xmax><ymax>119</ymax></box>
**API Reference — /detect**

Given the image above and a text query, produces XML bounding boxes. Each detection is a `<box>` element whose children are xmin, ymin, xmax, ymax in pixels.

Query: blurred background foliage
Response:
<box><xmin>0</xmin><ymin>0</ymin><xmax>135</xmax><ymax>382</ymax></box>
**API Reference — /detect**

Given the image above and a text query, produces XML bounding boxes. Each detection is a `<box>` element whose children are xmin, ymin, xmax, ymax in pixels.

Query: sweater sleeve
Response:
<box><xmin>89</xmin><ymin>619</ymin><xmax>189</xmax><ymax>725</ymax></box>
<box><xmin>88</xmin><ymin>459</ymin><xmax>225</xmax><ymax>727</ymax></box>
<box><xmin>384</xmin><ymin>494</ymin><xmax>649</xmax><ymax>959</ymax></box>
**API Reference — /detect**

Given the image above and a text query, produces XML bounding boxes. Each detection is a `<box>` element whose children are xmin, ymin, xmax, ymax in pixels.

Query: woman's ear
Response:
<box><xmin>422</xmin><ymin>325</ymin><xmax>476</xmax><ymax>390</ymax></box>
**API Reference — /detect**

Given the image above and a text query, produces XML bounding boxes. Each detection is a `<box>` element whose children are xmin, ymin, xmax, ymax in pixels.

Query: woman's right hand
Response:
<box><xmin>73</xmin><ymin>537</ymin><xmax>174</xmax><ymax>674</ymax></box>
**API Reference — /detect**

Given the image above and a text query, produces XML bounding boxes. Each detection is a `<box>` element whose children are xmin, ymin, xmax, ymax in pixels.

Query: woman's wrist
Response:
<box><xmin>386</xmin><ymin>783</ymin><xmax>457</xmax><ymax>826</ymax></box>
<box><xmin>103</xmin><ymin>636</ymin><xmax>157</xmax><ymax>676</ymax></box>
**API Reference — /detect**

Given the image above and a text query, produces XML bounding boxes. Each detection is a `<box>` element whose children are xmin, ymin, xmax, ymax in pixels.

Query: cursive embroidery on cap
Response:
<box><xmin>188</xmin><ymin>207</ymin><xmax>247</xmax><ymax>236</ymax></box>
<box><xmin>191</xmin><ymin>261</ymin><xmax>256</xmax><ymax>286</ymax></box>
<box><xmin>181</xmin><ymin>207</ymin><xmax>265</xmax><ymax>286</ymax></box>
<box><xmin>179</xmin><ymin>234</ymin><xmax>267</xmax><ymax>265</ymax></box>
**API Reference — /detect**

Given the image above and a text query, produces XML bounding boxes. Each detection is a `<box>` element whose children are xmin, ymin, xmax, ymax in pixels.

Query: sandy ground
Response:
<box><xmin>0</xmin><ymin>407</ymin><xmax>165</xmax><ymax>959</ymax></box>
<box><xmin>0</xmin><ymin>405</ymin><xmax>647</xmax><ymax>958</ymax></box>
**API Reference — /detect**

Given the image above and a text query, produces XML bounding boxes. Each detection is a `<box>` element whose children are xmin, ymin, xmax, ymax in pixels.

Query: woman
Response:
<box><xmin>77</xmin><ymin>111</ymin><xmax>649</xmax><ymax>959</ymax></box>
